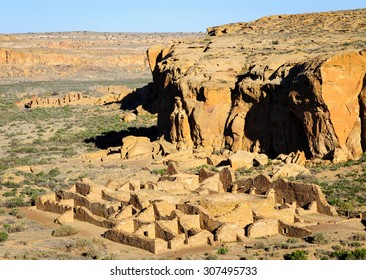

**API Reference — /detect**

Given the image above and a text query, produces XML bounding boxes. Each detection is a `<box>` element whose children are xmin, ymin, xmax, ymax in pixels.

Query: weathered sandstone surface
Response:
<box><xmin>148</xmin><ymin>9</ymin><xmax>366</xmax><ymax>161</ymax></box>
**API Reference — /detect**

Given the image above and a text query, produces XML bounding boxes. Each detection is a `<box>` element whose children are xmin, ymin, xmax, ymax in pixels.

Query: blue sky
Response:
<box><xmin>0</xmin><ymin>0</ymin><xmax>365</xmax><ymax>33</ymax></box>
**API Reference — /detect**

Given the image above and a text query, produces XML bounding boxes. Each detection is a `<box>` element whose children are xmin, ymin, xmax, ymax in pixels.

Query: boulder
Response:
<box><xmin>277</xmin><ymin>151</ymin><xmax>306</xmax><ymax>166</ymax></box>
<box><xmin>198</xmin><ymin>168</ymin><xmax>216</xmax><ymax>183</ymax></box>
<box><xmin>218</xmin><ymin>167</ymin><xmax>235</xmax><ymax>191</ymax></box>
<box><xmin>229</xmin><ymin>150</ymin><xmax>254</xmax><ymax>170</ymax></box>
<box><xmin>121</xmin><ymin>136</ymin><xmax>153</xmax><ymax>159</ymax></box>
<box><xmin>166</xmin><ymin>161</ymin><xmax>180</xmax><ymax>175</ymax></box>
<box><xmin>253</xmin><ymin>153</ymin><xmax>269</xmax><ymax>166</ymax></box>
<box><xmin>271</xmin><ymin>163</ymin><xmax>311</xmax><ymax>180</ymax></box>
<box><xmin>122</xmin><ymin>112</ymin><xmax>137</xmax><ymax>122</ymax></box>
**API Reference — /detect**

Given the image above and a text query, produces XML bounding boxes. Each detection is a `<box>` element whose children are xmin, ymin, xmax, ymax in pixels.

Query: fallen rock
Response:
<box><xmin>121</xmin><ymin>136</ymin><xmax>152</xmax><ymax>159</ymax></box>
<box><xmin>229</xmin><ymin>150</ymin><xmax>254</xmax><ymax>170</ymax></box>
<box><xmin>206</xmin><ymin>154</ymin><xmax>229</xmax><ymax>167</ymax></box>
<box><xmin>157</xmin><ymin>138</ymin><xmax>176</xmax><ymax>156</ymax></box>
<box><xmin>218</xmin><ymin>167</ymin><xmax>235</xmax><ymax>191</ymax></box>
<box><xmin>331</xmin><ymin>148</ymin><xmax>349</xmax><ymax>164</ymax></box>
<box><xmin>166</xmin><ymin>161</ymin><xmax>180</xmax><ymax>175</ymax></box>
<box><xmin>198</xmin><ymin>168</ymin><xmax>216</xmax><ymax>183</ymax></box>
<box><xmin>277</xmin><ymin>151</ymin><xmax>306</xmax><ymax>166</ymax></box>
<box><xmin>253</xmin><ymin>153</ymin><xmax>269</xmax><ymax>167</ymax></box>
<box><xmin>271</xmin><ymin>163</ymin><xmax>311</xmax><ymax>180</ymax></box>
<box><xmin>122</xmin><ymin>112</ymin><xmax>137</xmax><ymax>122</ymax></box>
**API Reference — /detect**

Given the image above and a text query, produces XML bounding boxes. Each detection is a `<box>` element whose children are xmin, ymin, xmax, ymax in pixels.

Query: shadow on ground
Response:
<box><xmin>84</xmin><ymin>126</ymin><xmax>160</xmax><ymax>149</ymax></box>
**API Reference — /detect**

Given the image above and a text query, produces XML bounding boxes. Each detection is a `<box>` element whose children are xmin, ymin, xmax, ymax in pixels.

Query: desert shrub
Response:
<box><xmin>272</xmin><ymin>242</ymin><xmax>289</xmax><ymax>250</ymax></box>
<box><xmin>1</xmin><ymin>181</ymin><xmax>21</xmax><ymax>189</ymax></box>
<box><xmin>21</xmin><ymin>187</ymin><xmax>46</xmax><ymax>200</ymax></box>
<box><xmin>52</xmin><ymin>225</ymin><xmax>79</xmax><ymax>237</ymax></box>
<box><xmin>3</xmin><ymin>197</ymin><xmax>30</xmax><ymax>208</ymax></box>
<box><xmin>81</xmin><ymin>247</ymin><xmax>102</xmax><ymax>260</ymax></box>
<box><xmin>3</xmin><ymin>224</ymin><xmax>10</xmax><ymax>232</ymax></box>
<box><xmin>0</xmin><ymin>232</ymin><xmax>9</xmax><ymax>242</ymax></box>
<box><xmin>331</xmin><ymin>249</ymin><xmax>366</xmax><ymax>260</ymax></box>
<box><xmin>217</xmin><ymin>247</ymin><xmax>228</xmax><ymax>255</ymax></box>
<box><xmin>205</xmin><ymin>254</ymin><xmax>218</xmax><ymax>260</ymax></box>
<box><xmin>349</xmin><ymin>241</ymin><xmax>362</xmax><ymax>248</ymax></box>
<box><xmin>287</xmin><ymin>238</ymin><xmax>300</xmax><ymax>244</ymax></box>
<box><xmin>305</xmin><ymin>233</ymin><xmax>329</xmax><ymax>245</ymax></box>
<box><xmin>235</xmin><ymin>168</ymin><xmax>253</xmax><ymax>176</ymax></box>
<box><xmin>284</xmin><ymin>250</ymin><xmax>308</xmax><ymax>260</ymax></box>
<box><xmin>253</xmin><ymin>241</ymin><xmax>266</xmax><ymax>250</ymax></box>
<box><xmin>151</xmin><ymin>168</ymin><xmax>166</xmax><ymax>176</ymax></box>
<box><xmin>331</xmin><ymin>245</ymin><xmax>342</xmax><ymax>251</ymax></box>
<box><xmin>8</xmin><ymin>208</ymin><xmax>19</xmax><ymax>216</ymax></box>
<box><xmin>103</xmin><ymin>254</ymin><xmax>117</xmax><ymax>260</ymax></box>
<box><xmin>7</xmin><ymin>223</ymin><xmax>26</xmax><ymax>233</ymax></box>
<box><xmin>2</xmin><ymin>188</ymin><xmax>17</xmax><ymax>197</ymax></box>
<box><xmin>349</xmin><ymin>233</ymin><xmax>366</xmax><ymax>241</ymax></box>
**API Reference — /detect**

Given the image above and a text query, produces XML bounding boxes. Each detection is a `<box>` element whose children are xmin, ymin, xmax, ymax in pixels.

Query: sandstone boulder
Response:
<box><xmin>121</xmin><ymin>136</ymin><xmax>153</xmax><ymax>159</ymax></box>
<box><xmin>253</xmin><ymin>153</ymin><xmax>269</xmax><ymax>166</ymax></box>
<box><xmin>271</xmin><ymin>163</ymin><xmax>311</xmax><ymax>180</ymax></box>
<box><xmin>166</xmin><ymin>161</ymin><xmax>180</xmax><ymax>175</ymax></box>
<box><xmin>276</xmin><ymin>151</ymin><xmax>306</xmax><ymax>166</ymax></box>
<box><xmin>122</xmin><ymin>112</ymin><xmax>137</xmax><ymax>122</ymax></box>
<box><xmin>229</xmin><ymin>150</ymin><xmax>254</xmax><ymax>170</ymax></box>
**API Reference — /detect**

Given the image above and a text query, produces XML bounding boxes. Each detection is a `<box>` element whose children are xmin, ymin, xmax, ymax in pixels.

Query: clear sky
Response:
<box><xmin>0</xmin><ymin>0</ymin><xmax>365</xmax><ymax>33</ymax></box>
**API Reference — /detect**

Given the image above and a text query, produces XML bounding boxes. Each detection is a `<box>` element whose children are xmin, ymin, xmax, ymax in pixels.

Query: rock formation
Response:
<box><xmin>147</xmin><ymin>9</ymin><xmax>366</xmax><ymax>161</ymax></box>
<box><xmin>0</xmin><ymin>32</ymin><xmax>202</xmax><ymax>81</ymax></box>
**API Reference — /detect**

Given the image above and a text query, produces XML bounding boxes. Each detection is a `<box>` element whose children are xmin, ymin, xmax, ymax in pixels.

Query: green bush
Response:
<box><xmin>6</xmin><ymin>223</ymin><xmax>26</xmax><ymax>233</ymax></box>
<box><xmin>9</xmin><ymin>208</ymin><xmax>19</xmax><ymax>216</ymax></box>
<box><xmin>217</xmin><ymin>247</ymin><xmax>229</xmax><ymax>255</ymax></box>
<box><xmin>52</xmin><ymin>225</ymin><xmax>79</xmax><ymax>237</ymax></box>
<box><xmin>151</xmin><ymin>168</ymin><xmax>166</xmax><ymax>176</ymax></box>
<box><xmin>3</xmin><ymin>197</ymin><xmax>30</xmax><ymax>208</ymax></box>
<box><xmin>284</xmin><ymin>250</ymin><xmax>308</xmax><ymax>260</ymax></box>
<box><xmin>332</xmin><ymin>249</ymin><xmax>366</xmax><ymax>260</ymax></box>
<box><xmin>0</xmin><ymin>232</ymin><xmax>9</xmax><ymax>242</ymax></box>
<box><xmin>2</xmin><ymin>188</ymin><xmax>17</xmax><ymax>197</ymax></box>
<box><xmin>21</xmin><ymin>187</ymin><xmax>46</xmax><ymax>200</ymax></box>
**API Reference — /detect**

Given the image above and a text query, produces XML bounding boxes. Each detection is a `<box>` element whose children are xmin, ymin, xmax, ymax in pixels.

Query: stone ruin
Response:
<box><xmin>20</xmin><ymin>85</ymin><xmax>132</xmax><ymax>108</ymax></box>
<box><xmin>36</xmin><ymin>166</ymin><xmax>339</xmax><ymax>254</ymax></box>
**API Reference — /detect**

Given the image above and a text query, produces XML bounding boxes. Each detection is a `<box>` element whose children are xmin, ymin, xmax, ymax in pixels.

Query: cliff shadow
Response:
<box><xmin>84</xmin><ymin>126</ymin><xmax>159</xmax><ymax>149</ymax></box>
<box><xmin>118</xmin><ymin>83</ymin><xmax>157</xmax><ymax>113</ymax></box>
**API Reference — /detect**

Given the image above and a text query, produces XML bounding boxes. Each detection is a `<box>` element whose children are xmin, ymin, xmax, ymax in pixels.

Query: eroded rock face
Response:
<box><xmin>148</xmin><ymin>9</ymin><xmax>366</xmax><ymax>161</ymax></box>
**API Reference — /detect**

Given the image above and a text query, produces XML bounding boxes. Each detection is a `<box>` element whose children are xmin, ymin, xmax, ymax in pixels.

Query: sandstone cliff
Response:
<box><xmin>148</xmin><ymin>9</ymin><xmax>366</xmax><ymax>161</ymax></box>
<box><xmin>0</xmin><ymin>32</ymin><xmax>201</xmax><ymax>81</ymax></box>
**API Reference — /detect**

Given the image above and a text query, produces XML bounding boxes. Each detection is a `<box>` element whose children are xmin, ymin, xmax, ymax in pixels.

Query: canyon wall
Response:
<box><xmin>148</xmin><ymin>9</ymin><xmax>366</xmax><ymax>160</ymax></box>
<box><xmin>0</xmin><ymin>32</ymin><xmax>201</xmax><ymax>81</ymax></box>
